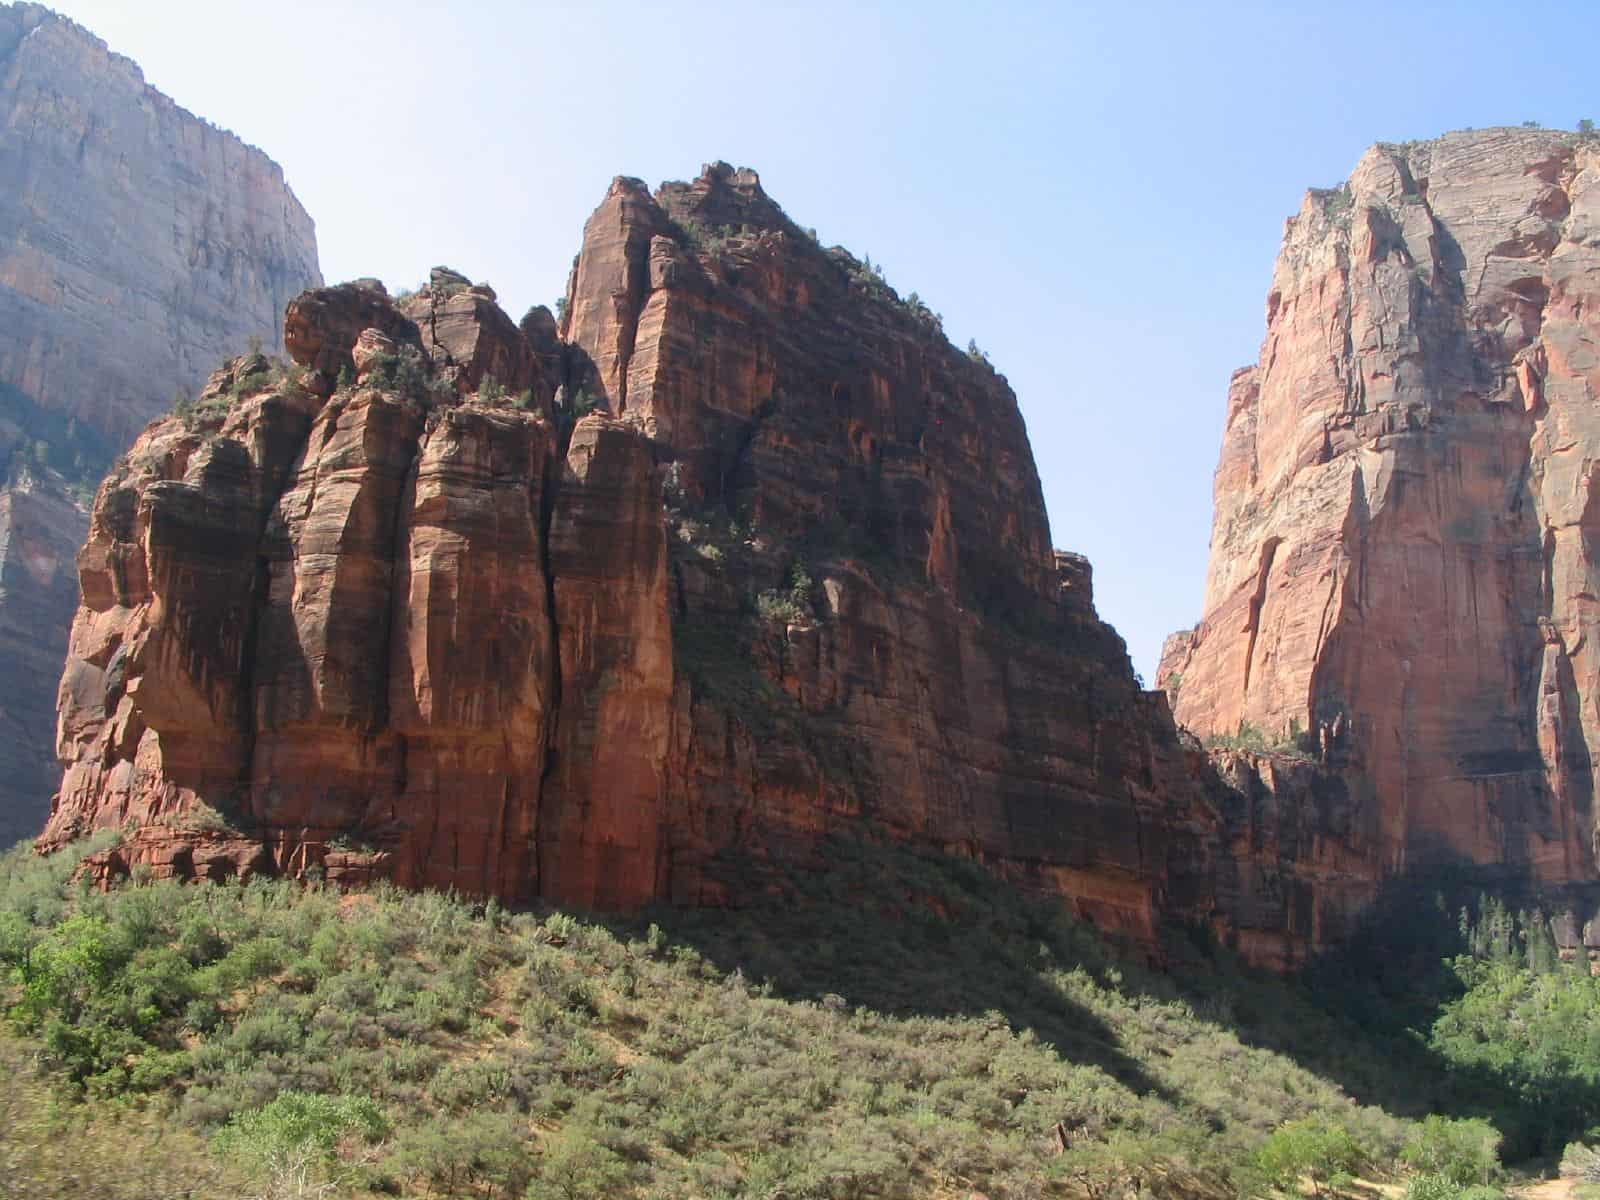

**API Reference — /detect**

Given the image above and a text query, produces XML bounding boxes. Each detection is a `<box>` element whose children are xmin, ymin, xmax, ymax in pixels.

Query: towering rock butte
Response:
<box><xmin>0</xmin><ymin>3</ymin><xmax>320</xmax><ymax>844</ymax></box>
<box><xmin>59</xmin><ymin>153</ymin><xmax>1596</xmax><ymax>969</ymax></box>
<box><xmin>39</xmin><ymin>164</ymin><xmax>1232</xmax><ymax>949</ymax></box>
<box><xmin>1161</xmin><ymin>129</ymin><xmax>1600</xmax><ymax>917</ymax></box>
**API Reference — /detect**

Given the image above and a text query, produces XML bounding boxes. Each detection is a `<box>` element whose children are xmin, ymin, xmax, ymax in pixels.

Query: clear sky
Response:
<box><xmin>44</xmin><ymin>0</ymin><xmax>1599</xmax><ymax>680</ymax></box>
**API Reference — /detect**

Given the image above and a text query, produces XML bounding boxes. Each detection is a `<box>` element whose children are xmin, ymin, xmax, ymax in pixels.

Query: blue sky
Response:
<box><xmin>49</xmin><ymin>0</ymin><xmax>1598</xmax><ymax>680</ymax></box>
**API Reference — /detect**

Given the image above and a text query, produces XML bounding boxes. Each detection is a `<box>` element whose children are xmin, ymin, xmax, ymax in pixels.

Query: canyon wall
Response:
<box><xmin>53</xmin><ymin>149</ymin><xmax>1596</xmax><ymax>968</ymax></box>
<box><xmin>1161</xmin><ymin>128</ymin><xmax>1600</xmax><ymax>897</ymax></box>
<box><xmin>39</xmin><ymin>166</ymin><xmax>1234</xmax><ymax>949</ymax></box>
<box><xmin>0</xmin><ymin>3</ymin><xmax>321</xmax><ymax>843</ymax></box>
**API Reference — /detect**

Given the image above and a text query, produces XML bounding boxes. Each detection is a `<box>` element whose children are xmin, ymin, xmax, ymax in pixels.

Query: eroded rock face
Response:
<box><xmin>541</xmin><ymin>415</ymin><xmax>672</xmax><ymax>910</ymax></box>
<box><xmin>0</xmin><ymin>3</ymin><xmax>320</xmax><ymax>841</ymax></box>
<box><xmin>41</xmin><ymin>168</ymin><xmax>1236</xmax><ymax>944</ymax></box>
<box><xmin>556</xmin><ymin>163</ymin><xmax>1210</xmax><ymax>938</ymax></box>
<box><xmin>45</xmin><ymin>304</ymin><xmax>563</xmax><ymax>897</ymax></box>
<box><xmin>49</xmin><ymin>163</ymin><xmax>1438</xmax><ymax>964</ymax></box>
<box><xmin>1162</xmin><ymin>129</ymin><xmax>1600</xmax><ymax>899</ymax></box>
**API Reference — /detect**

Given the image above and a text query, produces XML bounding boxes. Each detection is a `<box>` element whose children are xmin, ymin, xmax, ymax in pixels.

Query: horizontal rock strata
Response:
<box><xmin>1162</xmin><ymin>129</ymin><xmax>1600</xmax><ymax>936</ymax></box>
<box><xmin>0</xmin><ymin>3</ymin><xmax>320</xmax><ymax>841</ymax></box>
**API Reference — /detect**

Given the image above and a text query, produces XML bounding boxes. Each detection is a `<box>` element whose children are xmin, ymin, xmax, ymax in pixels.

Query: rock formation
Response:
<box><xmin>0</xmin><ymin>3</ymin><xmax>320</xmax><ymax>843</ymax></box>
<box><xmin>39</xmin><ymin>165</ymin><xmax>1228</xmax><ymax>949</ymax></box>
<box><xmin>59</xmin><ymin>148</ymin><xmax>1600</xmax><ymax>969</ymax></box>
<box><xmin>1162</xmin><ymin>129</ymin><xmax>1600</xmax><ymax>925</ymax></box>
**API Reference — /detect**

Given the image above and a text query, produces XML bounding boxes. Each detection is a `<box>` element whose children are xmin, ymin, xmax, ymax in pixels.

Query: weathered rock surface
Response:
<box><xmin>56</xmin><ymin>159</ymin><xmax>1529</xmax><ymax>967</ymax></box>
<box><xmin>0</xmin><ymin>477</ymin><xmax>82</xmax><ymax>845</ymax></box>
<box><xmin>1162</xmin><ymin>129</ymin><xmax>1600</xmax><ymax>917</ymax></box>
<box><xmin>0</xmin><ymin>3</ymin><xmax>320</xmax><ymax>842</ymax></box>
<box><xmin>45</xmin><ymin>326</ymin><xmax>556</xmax><ymax>895</ymax></box>
<box><xmin>561</xmin><ymin>164</ymin><xmax>1199</xmax><ymax>938</ymax></box>
<box><xmin>40</xmin><ymin>169</ymin><xmax>1235</xmax><ymax>948</ymax></box>
<box><xmin>541</xmin><ymin>414</ymin><xmax>672</xmax><ymax>910</ymax></box>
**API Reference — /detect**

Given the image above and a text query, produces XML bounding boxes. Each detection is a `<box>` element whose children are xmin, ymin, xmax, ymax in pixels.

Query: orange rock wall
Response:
<box><xmin>1162</xmin><ymin>129</ymin><xmax>1600</xmax><ymax>889</ymax></box>
<box><xmin>42</xmin><ymin>162</ymin><xmax>1458</xmax><ymax>965</ymax></box>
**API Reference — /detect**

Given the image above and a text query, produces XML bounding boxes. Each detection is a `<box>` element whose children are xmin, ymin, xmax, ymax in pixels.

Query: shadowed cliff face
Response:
<box><xmin>0</xmin><ymin>3</ymin><xmax>320</xmax><ymax>845</ymax></box>
<box><xmin>37</xmin><ymin>167</ymin><xmax>1243</xmax><ymax>951</ymax></box>
<box><xmin>1161</xmin><ymin>129</ymin><xmax>1600</xmax><ymax>894</ymax></box>
<box><xmin>56</xmin><ymin>158</ymin><xmax>1570</xmax><ymax>969</ymax></box>
<box><xmin>559</xmin><ymin>165</ymin><xmax>1207</xmax><ymax>934</ymax></box>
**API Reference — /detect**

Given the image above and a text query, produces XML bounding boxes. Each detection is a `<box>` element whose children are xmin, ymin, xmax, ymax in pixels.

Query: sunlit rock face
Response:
<box><xmin>40</xmin><ymin>166</ymin><xmax>1232</xmax><ymax>951</ymax></box>
<box><xmin>0</xmin><ymin>3</ymin><xmax>320</xmax><ymax>844</ymax></box>
<box><xmin>1162</xmin><ymin>129</ymin><xmax>1600</xmax><ymax>894</ymax></box>
<box><xmin>61</xmin><ymin>151</ymin><xmax>1589</xmax><ymax>971</ymax></box>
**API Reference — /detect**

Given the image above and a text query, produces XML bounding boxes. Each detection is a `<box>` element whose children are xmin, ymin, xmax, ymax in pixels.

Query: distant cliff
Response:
<box><xmin>0</xmin><ymin>2</ymin><xmax>320</xmax><ymax>844</ymax></box>
<box><xmin>1162</xmin><ymin>129</ymin><xmax>1600</xmax><ymax>908</ymax></box>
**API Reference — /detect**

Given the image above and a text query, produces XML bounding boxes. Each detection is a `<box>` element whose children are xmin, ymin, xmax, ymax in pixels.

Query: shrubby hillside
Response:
<box><xmin>2</xmin><ymin>834</ymin><xmax>1596</xmax><ymax>1199</ymax></box>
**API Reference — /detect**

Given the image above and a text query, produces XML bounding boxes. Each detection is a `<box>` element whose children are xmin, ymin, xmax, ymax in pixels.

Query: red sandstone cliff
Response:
<box><xmin>0</xmin><ymin>3</ymin><xmax>320</xmax><ymax>843</ymax></box>
<box><xmin>39</xmin><ymin>166</ymin><xmax>1224</xmax><ymax>948</ymax></box>
<box><xmin>54</xmin><ymin>158</ymin><xmax>1530</xmax><ymax>967</ymax></box>
<box><xmin>1161</xmin><ymin>129</ymin><xmax>1600</xmax><ymax>898</ymax></box>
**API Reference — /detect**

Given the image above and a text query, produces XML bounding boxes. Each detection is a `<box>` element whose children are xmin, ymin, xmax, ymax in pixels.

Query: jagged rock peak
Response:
<box><xmin>1161</xmin><ymin>125</ymin><xmax>1600</xmax><ymax>890</ymax></box>
<box><xmin>41</xmin><ymin>169</ymin><xmax>1248</xmax><ymax>959</ymax></box>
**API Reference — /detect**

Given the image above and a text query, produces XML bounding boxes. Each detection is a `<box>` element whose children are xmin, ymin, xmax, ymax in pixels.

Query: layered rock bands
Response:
<box><xmin>40</xmin><ymin>166</ymin><xmax>1230</xmax><ymax>952</ymax></box>
<box><xmin>1162</xmin><ymin>129</ymin><xmax>1600</xmax><ymax>947</ymax></box>
<box><xmin>0</xmin><ymin>3</ymin><xmax>320</xmax><ymax>842</ymax></box>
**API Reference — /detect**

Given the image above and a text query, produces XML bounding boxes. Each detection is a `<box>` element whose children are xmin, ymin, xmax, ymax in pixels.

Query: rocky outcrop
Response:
<box><xmin>39</xmin><ymin>168</ymin><xmax>1231</xmax><ymax>949</ymax></box>
<box><xmin>64</xmin><ymin>157</ymin><xmax>1553</xmax><ymax>967</ymax></box>
<box><xmin>0</xmin><ymin>3</ymin><xmax>320</xmax><ymax>842</ymax></box>
<box><xmin>1162</xmin><ymin>130</ymin><xmax>1600</xmax><ymax>910</ymax></box>
<box><xmin>46</xmin><ymin>322</ymin><xmax>553</xmax><ymax>895</ymax></box>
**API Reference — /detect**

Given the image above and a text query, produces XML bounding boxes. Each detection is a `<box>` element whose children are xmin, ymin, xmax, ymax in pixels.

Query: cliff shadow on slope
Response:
<box><xmin>646</xmin><ymin>834</ymin><xmax>1600</xmax><ymax>1163</ymax></box>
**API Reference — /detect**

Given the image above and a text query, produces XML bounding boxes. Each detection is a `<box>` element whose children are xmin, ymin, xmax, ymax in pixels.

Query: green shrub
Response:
<box><xmin>525</xmin><ymin>1126</ymin><xmax>631</xmax><ymax>1199</ymax></box>
<box><xmin>756</xmin><ymin>562</ymin><xmax>814</xmax><ymax>626</ymax></box>
<box><xmin>1408</xmin><ymin>1174</ymin><xmax>1465</xmax><ymax>1200</ymax></box>
<box><xmin>1402</xmin><ymin>1115</ymin><xmax>1501</xmax><ymax>1185</ymax></box>
<box><xmin>212</xmin><ymin>1091</ymin><xmax>387</xmax><ymax>1195</ymax></box>
<box><xmin>1406</xmin><ymin>1175</ymin><xmax>1505</xmax><ymax>1200</ymax></box>
<box><xmin>477</xmin><ymin>374</ymin><xmax>509</xmax><ymax>405</ymax></box>
<box><xmin>362</xmin><ymin>345</ymin><xmax>451</xmax><ymax>409</ymax></box>
<box><xmin>1254</xmin><ymin>1118</ymin><xmax>1366</xmax><ymax>1195</ymax></box>
<box><xmin>1563</xmin><ymin>1141</ymin><xmax>1600</xmax><ymax>1181</ymax></box>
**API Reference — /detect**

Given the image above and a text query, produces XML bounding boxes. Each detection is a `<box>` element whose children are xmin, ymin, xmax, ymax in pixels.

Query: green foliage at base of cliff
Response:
<box><xmin>0</xmin><ymin>835</ymin><xmax>1582</xmax><ymax>1199</ymax></box>
<box><xmin>1307</xmin><ymin>885</ymin><xmax>1600</xmax><ymax>1162</ymax></box>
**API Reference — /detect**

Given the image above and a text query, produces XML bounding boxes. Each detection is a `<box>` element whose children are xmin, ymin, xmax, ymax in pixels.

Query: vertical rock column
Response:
<box><xmin>541</xmin><ymin>414</ymin><xmax>672</xmax><ymax>909</ymax></box>
<box><xmin>386</xmin><ymin>405</ymin><xmax>555</xmax><ymax>898</ymax></box>
<box><xmin>247</xmin><ymin>388</ymin><xmax>424</xmax><ymax>863</ymax></box>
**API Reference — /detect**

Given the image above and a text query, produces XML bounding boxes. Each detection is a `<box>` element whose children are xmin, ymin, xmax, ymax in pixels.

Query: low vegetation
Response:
<box><xmin>1202</xmin><ymin>719</ymin><xmax>1314</xmax><ymax>760</ymax></box>
<box><xmin>473</xmin><ymin>374</ymin><xmax>537</xmax><ymax>411</ymax></box>
<box><xmin>357</xmin><ymin>344</ymin><xmax>452</xmax><ymax>409</ymax></box>
<box><xmin>3</xmin><ymin>832</ymin><xmax>1598</xmax><ymax>1199</ymax></box>
<box><xmin>172</xmin><ymin>353</ymin><xmax>308</xmax><ymax>430</ymax></box>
